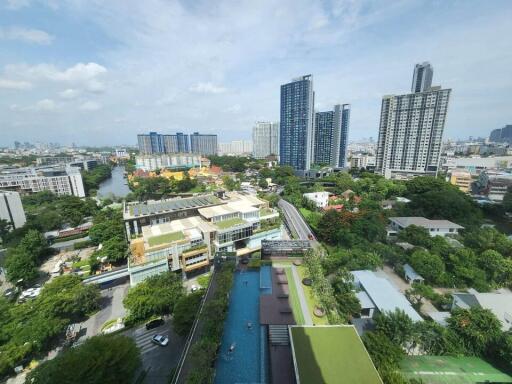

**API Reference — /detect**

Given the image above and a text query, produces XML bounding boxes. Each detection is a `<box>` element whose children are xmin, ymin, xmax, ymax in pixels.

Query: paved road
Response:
<box><xmin>291</xmin><ymin>265</ymin><xmax>313</xmax><ymax>325</ymax></box>
<box><xmin>50</xmin><ymin>236</ymin><xmax>90</xmax><ymax>251</ymax></box>
<box><xmin>278</xmin><ymin>199</ymin><xmax>318</xmax><ymax>246</ymax></box>
<box><xmin>124</xmin><ymin>318</ymin><xmax>185</xmax><ymax>384</ymax></box>
<box><xmin>79</xmin><ymin>281</ymin><xmax>129</xmax><ymax>339</ymax></box>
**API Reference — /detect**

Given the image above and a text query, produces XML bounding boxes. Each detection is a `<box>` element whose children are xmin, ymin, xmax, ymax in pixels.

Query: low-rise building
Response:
<box><xmin>387</xmin><ymin>217</ymin><xmax>463</xmax><ymax>238</ymax></box>
<box><xmin>135</xmin><ymin>153</ymin><xmax>203</xmax><ymax>171</ymax></box>
<box><xmin>302</xmin><ymin>191</ymin><xmax>330</xmax><ymax>209</ymax></box>
<box><xmin>0</xmin><ymin>190</ymin><xmax>26</xmax><ymax>230</ymax></box>
<box><xmin>448</xmin><ymin>169</ymin><xmax>473</xmax><ymax>192</ymax></box>
<box><xmin>127</xmin><ymin>192</ymin><xmax>282</xmax><ymax>284</ymax></box>
<box><xmin>352</xmin><ymin>270</ymin><xmax>422</xmax><ymax>323</ymax></box>
<box><xmin>452</xmin><ymin>288</ymin><xmax>512</xmax><ymax>331</ymax></box>
<box><xmin>475</xmin><ymin>170</ymin><xmax>512</xmax><ymax>201</ymax></box>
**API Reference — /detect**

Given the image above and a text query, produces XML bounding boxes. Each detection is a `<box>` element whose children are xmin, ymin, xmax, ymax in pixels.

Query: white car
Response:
<box><xmin>152</xmin><ymin>334</ymin><xmax>169</xmax><ymax>347</ymax></box>
<box><xmin>191</xmin><ymin>285</ymin><xmax>198</xmax><ymax>292</ymax></box>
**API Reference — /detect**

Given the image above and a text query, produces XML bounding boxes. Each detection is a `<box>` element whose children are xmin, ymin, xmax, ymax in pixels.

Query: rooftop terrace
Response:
<box><xmin>215</xmin><ymin>217</ymin><xmax>248</xmax><ymax>230</ymax></box>
<box><xmin>147</xmin><ymin>231</ymin><xmax>185</xmax><ymax>247</ymax></box>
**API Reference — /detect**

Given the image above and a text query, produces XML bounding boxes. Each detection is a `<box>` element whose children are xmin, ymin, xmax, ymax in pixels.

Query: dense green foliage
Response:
<box><xmin>0</xmin><ymin>275</ymin><xmax>100</xmax><ymax>377</ymax></box>
<box><xmin>4</xmin><ymin>230</ymin><xmax>51</xmax><ymax>286</ymax></box>
<box><xmin>3</xmin><ymin>191</ymin><xmax>98</xmax><ymax>246</ymax></box>
<box><xmin>81</xmin><ymin>164</ymin><xmax>112</xmax><ymax>195</ymax></box>
<box><xmin>173</xmin><ymin>291</ymin><xmax>203</xmax><ymax>336</ymax></box>
<box><xmin>185</xmin><ymin>263</ymin><xmax>235</xmax><ymax>384</ymax></box>
<box><xmin>88</xmin><ymin>208</ymin><xmax>127</xmax><ymax>265</ymax></box>
<box><xmin>129</xmin><ymin>173</ymin><xmax>202</xmax><ymax>200</ymax></box>
<box><xmin>123</xmin><ymin>272</ymin><xmax>184</xmax><ymax>324</ymax></box>
<box><xmin>209</xmin><ymin>155</ymin><xmax>264</xmax><ymax>172</ymax></box>
<box><xmin>25</xmin><ymin>334</ymin><xmax>141</xmax><ymax>384</ymax></box>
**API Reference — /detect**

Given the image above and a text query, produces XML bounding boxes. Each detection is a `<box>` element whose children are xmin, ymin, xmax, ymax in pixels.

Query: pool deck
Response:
<box><xmin>260</xmin><ymin>267</ymin><xmax>296</xmax><ymax>384</ymax></box>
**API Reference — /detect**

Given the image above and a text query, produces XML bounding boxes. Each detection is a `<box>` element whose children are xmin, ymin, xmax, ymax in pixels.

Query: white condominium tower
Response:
<box><xmin>376</xmin><ymin>63</ymin><xmax>451</xmax><ymax>179</ymax></box>
<box><xmin>252</xmin><ymin>122</ymin><xmax>279</xmax><ymax>159</ymax></box>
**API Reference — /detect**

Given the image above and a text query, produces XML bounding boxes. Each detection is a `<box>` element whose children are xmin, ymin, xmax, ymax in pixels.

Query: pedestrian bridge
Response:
<box><xmin>83</xmin><ymin>267</ymin><xmax>129</xmax><ymax>286</ymax></box>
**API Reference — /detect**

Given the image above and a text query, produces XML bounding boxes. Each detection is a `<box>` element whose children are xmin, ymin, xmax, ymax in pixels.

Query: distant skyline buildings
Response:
<box><xmin>252</xmin><ymin>122</ymin><xmax>279</xmax><ymax>159</ymax></box>
<box><xmin>137</xmin><ymin>131</ymin><xmax>217</xmax><ymax>155</ymax></box>
<box><xmin>376</xmin><ymin>63</ymin><xmax>451</xmax><ymax>179</ymax></box>
<box><xmin>279</xmin><ymin>75</ymin><xmax>315</xmax><ymax>174</ymax></box>
<box><xmin>313</xmin><ymin>104</ymin><xmax>350</xmax><ymax>168</ymax></box>
<box><xmin>218</xmin><ymin>140</ymin><xmax>253</xmax><ymax>156</ymax></box>
<box><xmin>489</xmin><ymin>125</ymin><xmax>512</xmax><ymax>144</ymax></box>
<box><xmin>190</xmin><ymin>132</ymin><xmax>218</xmax><ymax>156</ymax></box>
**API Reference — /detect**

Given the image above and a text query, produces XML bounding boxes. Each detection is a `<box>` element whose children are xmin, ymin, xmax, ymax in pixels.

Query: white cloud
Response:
<box><xmin>35</xmin><ymin>99</ymin><xmax>56</xmax><ymax>111</ymax></box>
<box><xmin>189</xmin><ymin>82</ymin><xmax>227</xmax><ymax>94</ymax></box>
<box><xmin>3</xmin><ymin>62</ymin><xmax>107</xmax><ymax>95</ymax></box>
<box><xmin>0</xmin><ymin>78</ymin><xmax>32</xmax><ymax>90</ymax></box>
<box><xmin>0</xmin><ymin>27</ymin><xmax>54</xmax><ymax>45</ymax></box>
<box><xmin>59</xmin><ymin>88</ymin><xmax>80</xmax><ymax>99</ymax></box>
<box><xmin>80</xmin><ymin>101</ymin><xmax>102</xmax><ymax>111</ymax></box>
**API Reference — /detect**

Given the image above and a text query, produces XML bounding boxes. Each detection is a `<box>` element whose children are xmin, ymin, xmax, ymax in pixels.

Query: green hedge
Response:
<box><xmin>74</xmin><ymin>240</ymin><xmax>94</xmax><ymax>249</ymax></box>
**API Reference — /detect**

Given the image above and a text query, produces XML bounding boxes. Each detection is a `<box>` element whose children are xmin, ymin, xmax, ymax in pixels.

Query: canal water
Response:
<box><xmin>97</xmin><ymin>166</ymin><xmax>130</xmax><ymax>198</ymax></box>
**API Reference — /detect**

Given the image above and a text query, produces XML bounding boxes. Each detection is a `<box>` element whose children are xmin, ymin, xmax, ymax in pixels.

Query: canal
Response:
<box><xmin>97</xmin><ymin>165</ymin><xmax>130</xmax><ymax>199</ymax></box>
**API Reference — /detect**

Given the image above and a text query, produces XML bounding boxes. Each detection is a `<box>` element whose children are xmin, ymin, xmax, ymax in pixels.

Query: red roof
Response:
<box><xmin>324</xmin><ymin>204</ymin><xmax>344</xmax><ymax>211</ymax></box>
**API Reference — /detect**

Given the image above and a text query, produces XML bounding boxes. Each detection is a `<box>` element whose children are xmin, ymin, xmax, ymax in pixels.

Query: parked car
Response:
<box><xmin>152</xmin><ymin>334</ymin><xmax>169</xmax><ymax>346</ymax></box>
<box><xmin>145</xmin><ymin>317</ymin><xmax>164</xmax><ymax>330</ymax></box>
<box><xmin>191</xmin><ymin>285</ymin><xmax>198</xmax><ymax>292</ymax></box>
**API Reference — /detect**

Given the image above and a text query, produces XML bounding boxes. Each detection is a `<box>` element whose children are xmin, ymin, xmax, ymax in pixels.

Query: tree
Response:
<box><xmin>258</xmin><ymin>178</ymin><xmax>268</xmax><ymax>189</ymax></box>
<box><xmin>222</xmin><ymin>175</ymin><xmax>240</xmax><ymax>191</ymax></box>
<box><xmin>4</xmin><ymin>248</ymin><xmax>39</xmax><ymax>285</ymax></box>
<box><xmin>409</xmin><ymin>249</ymin><xmax>445</xmax><ymax>284</ymax></box>
<box><xmin>331</xmin><ymin>270</ymin><xmax>361</xmax><ymax>320</ymax></box>
<box><xmin>25</xmin><ymin>335</ymin><xmax>141</xmax><ymax>384</ymax></box>
<box><xmin>374</xmin><ymin>309</ymin><xmax>415</xmax><ymax>347</ymax></box>
<box><xmin>123</xmin><ymin>272</ymin><xmax>184</xmax><ymax>323</ymax></box>
<box><xmin>95</xmin><ymin>237</ymin><xmax>127</xmax><ymax>263</ymax></box>
<box><xmin>447</xmin><ymin>307</ymin><xmax>502</xmax><ymax>355</ymax></box>
<box><xmin>0</xmin><ymin>219</ymin><xmax>11</xmax><ymax>242</ymax></box>
<box><xmin>173</xmin><ymin>292</ymin><xmax>202</xmax><ymax>336</ymax></box>
<box><xmin>414</xmin><ymin>321</ymin><xmax>463</xmax><ymax>355</ymax></box>
<box><xmin>363</xmin><ymin>331</ymin><xmax>404</xmax><ymax>371</ymax></box>
<box><xmin>18</xmin><ymin>229</ymin><xmax>50</xmax><ymax>263</ymax></box>
<box><xmin>397</xmin><ymin>225</ymin><xmax>432</xmax><ymax>248</ymax></box>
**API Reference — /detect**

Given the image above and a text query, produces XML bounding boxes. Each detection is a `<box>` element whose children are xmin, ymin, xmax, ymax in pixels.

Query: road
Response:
<box><xmin>124</xmin><ymin>318</ymin><xmax>186</xmax><ymax>383</ymax></box>
<box><xmin>78</xmin><ymin>281</ymin><xmax>129</xmax><ymax>339</ymax></box>
<box><xmin>278</xmin><ymin>199</ymin><xmax>318</xmax><ymax>246</ymax></box>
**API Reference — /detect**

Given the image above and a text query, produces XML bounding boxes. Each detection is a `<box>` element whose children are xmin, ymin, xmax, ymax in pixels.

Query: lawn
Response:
<box><xmin>285</xmin><ymin>268</ymin><xmax>305</xmax><ymax>325</ymax></box>
<box><xmin>290</xmin><ymin>326</ymin><xmax>382</xmax><ymax>384</ymax></box>
<box><xmin>147</xmin><ymin>231</ymin><xmax>185</xmax><ymax>247</ymax></box>
<box><xmin>215</xmin><ymin>217</ymin><xmax>247</xmax><ymax>230</ymax></box>
<box><xmin>296</xmin><ymin>266</ymin><xmax>329</xmax><ymax>325</ymax></box>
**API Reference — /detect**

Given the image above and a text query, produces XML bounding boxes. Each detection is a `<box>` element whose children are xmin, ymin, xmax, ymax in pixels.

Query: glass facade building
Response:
<box><xmin>138</xmin><ymin>131</ymin><xmax>190</xmax><ymax>154</ymax></box>
<box><xmin>313</xmin><ymin>104</ymin><xmax>350</xmax><ymax>168</ymax></box>
<box><xmin>279</xmin><ymin>75</ymin><xmax>314</xmax><ymax>174</ymax></box>
<box><xmin>190</xmin><ymin>132</ymin><xmax>218</xmax><ymax>155</ymax></box>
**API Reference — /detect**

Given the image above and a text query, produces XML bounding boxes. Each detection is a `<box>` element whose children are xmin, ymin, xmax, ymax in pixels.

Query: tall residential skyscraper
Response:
<box><xmin>252</xmin><ymin>122</ymin><xmax>279</xmax><ymax>159</ymax></box>
<box><xmin>280</xmin><ymin>75</ymin><xmax>315</xmax><ymax>174</ymax></box>
<box><xmin>190</xmin><ymin>132</ymin><xmax>218</xmax><ymax>155</ymax></box>
<box><xmin>137</xmin><ymin>132</ymin><xmax>166</xmax><ymax>154</ymax></box>
<box><xmin>313</xmin><ymin>104</ymin><xmax>350</xmax><ymax>168</ymax></box>
<box><xmin>138</xmin><ymin>132</ymin><xmax>191</xmax><ymax>154</ymax></box>
<box><xmin>162</xmin><ymin>132</ymin><xmax>190</xmax><ymax>153</ymax></box>
<box><xmin>411</xmin><ymin>62</ymin><xmax>433</xmax><ymax>93</ymax></box>
<box><xmin>376</xmin><ymin>63</ymin><xmax>451</xmax><ymax>179</ymax></box>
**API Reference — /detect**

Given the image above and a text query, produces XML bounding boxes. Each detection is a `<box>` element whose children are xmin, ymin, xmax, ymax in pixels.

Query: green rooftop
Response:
<box><xmin>400</xmin><ymin>356</ymin><xmax>512</xmax><ymax>384</ymax></box>
<box><xmin>290</xmin><ymin>326</ymin><xmax>382</xmax><ymax>384</ymax></box>
<box><xmin>259</xmin><ymin>207</ymin><xmax>274</xmax><ymax>217</ymax></box>
<box><xmin>215</xmin><ymin>217</ymin><xmax>247</xmax><ymax>230</ymax></box>
<box><xmin>147</xmin><ymin>231</ymin><xmax>185</xmax><ymax>247</ymax></box>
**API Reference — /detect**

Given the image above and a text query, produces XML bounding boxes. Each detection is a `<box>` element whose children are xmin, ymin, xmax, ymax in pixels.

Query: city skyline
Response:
<box><xmin>1</xmin><ymin>1</ymin><xmax>512</xmax><ymax>146</ymax></box>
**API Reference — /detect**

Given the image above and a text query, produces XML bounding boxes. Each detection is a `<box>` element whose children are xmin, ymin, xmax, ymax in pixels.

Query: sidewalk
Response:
<box><xmin>291</xmin><ymin>265</ymin><xmax>313</xmax><ymax>325</ymax></box>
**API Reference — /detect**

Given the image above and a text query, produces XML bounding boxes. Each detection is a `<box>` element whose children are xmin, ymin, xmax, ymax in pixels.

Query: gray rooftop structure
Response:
<box><xmin>403</xmin><ymin>263</ymin><xmax>424</xmax><ymax>283</ymax></box>
<box><xmin>389</xmin><ymin>217</ymin><xmax>463</xmax><ymax>230</ymax></box>
<box><xmin>124</xmin><ymin>195</ymin><xmax>220</xmax><ymax>219</ymax></box>
<box><xmin>352</xmin><ymin>270</ymin><xmax>423</xmax><ymax>322</ymax></box>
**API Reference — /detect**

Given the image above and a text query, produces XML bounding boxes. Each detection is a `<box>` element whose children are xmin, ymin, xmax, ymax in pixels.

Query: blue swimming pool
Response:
<box><xmin>214</xmin><ymin>266</ymin><xmax>272</xmax><ymax>384</ymax></box>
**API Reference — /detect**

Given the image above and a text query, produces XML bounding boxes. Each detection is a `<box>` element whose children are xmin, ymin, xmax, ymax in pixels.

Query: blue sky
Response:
<box><xmin>1</xmin><ymin>0</ymin><xmax>511</xmax><ymax>146</ymax></box>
